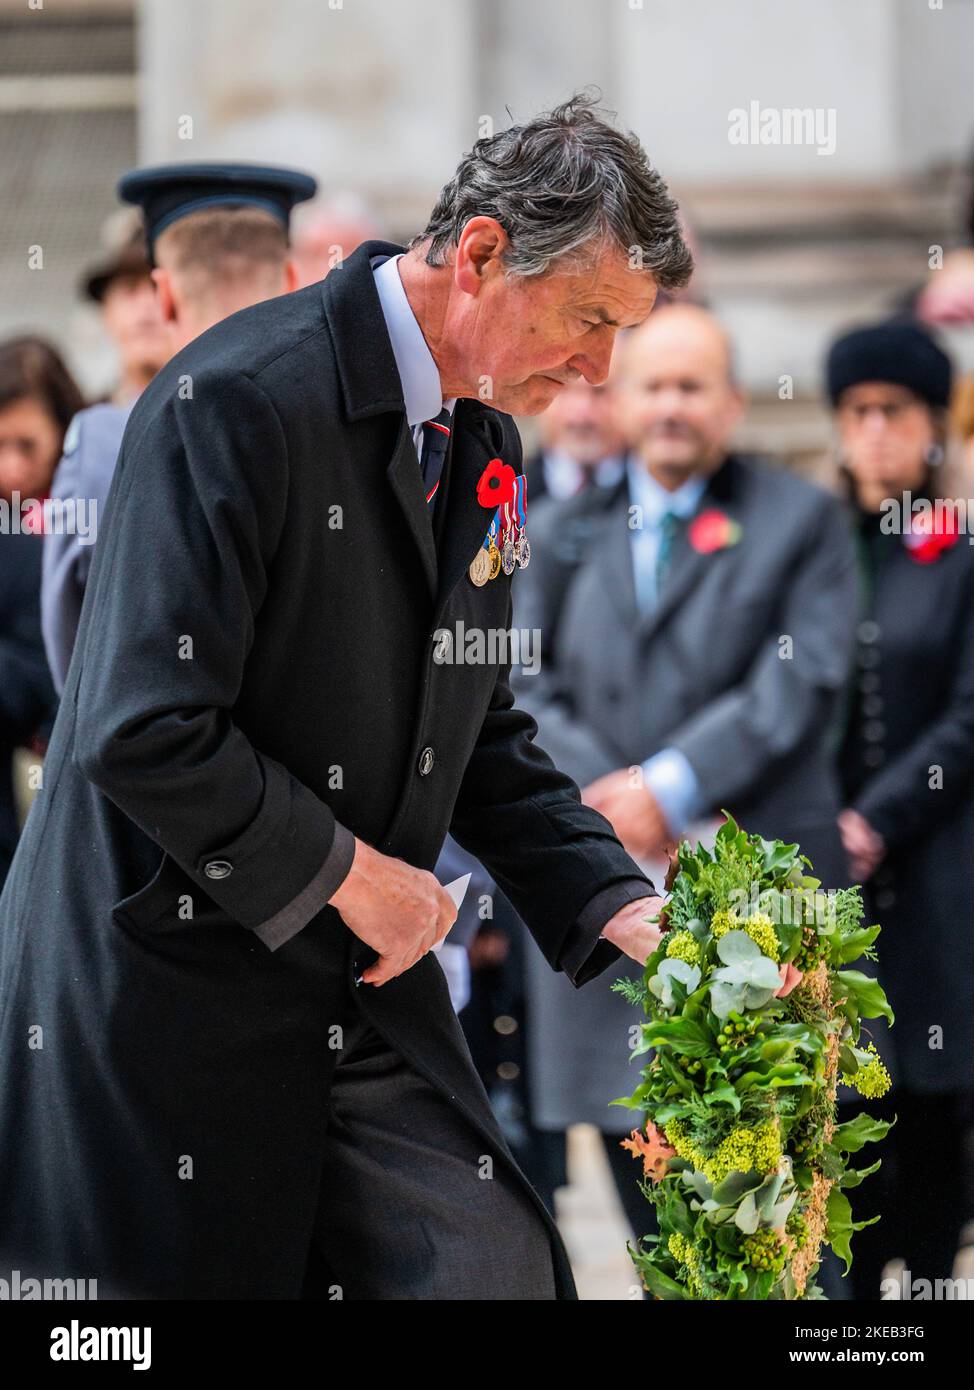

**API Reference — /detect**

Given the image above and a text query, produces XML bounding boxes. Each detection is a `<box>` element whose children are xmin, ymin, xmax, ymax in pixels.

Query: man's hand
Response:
<box><xmin>329</xmin><ymin>838</ymin><xmax>458</xmax><ymax>986</ymax></box>
<box><xmin>838</xmin><ymin>808</ymin><xmax>886</xmax><ymax>883</ymax></box>
<box><xmin>582</xmin><ymin>768</ymin><xmax>675</xmax><ymax>860</ymax></box>
<box><xmin>600</xmin><ymin>895</ymin><xmax>666</xmax><ymax>966</ymax></box>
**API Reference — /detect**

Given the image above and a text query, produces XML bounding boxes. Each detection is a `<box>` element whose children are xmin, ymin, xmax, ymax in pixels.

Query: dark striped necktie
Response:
<box><xmin>655</xmin><ymin>510</ymin><xmax>684</xmax><ymax>594</ymax></box>
<box><xmin>419</xmin><ymin>407</ymin><xmax>452</xmax><ymax>510</ymax></box>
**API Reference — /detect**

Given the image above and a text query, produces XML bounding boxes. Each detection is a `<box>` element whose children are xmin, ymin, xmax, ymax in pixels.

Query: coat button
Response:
<box><xmin>418</xmin><ymin>746</ymin><xmax>435</xmax><ymax>776</ymax></box>
<box><xmin>204</xmin><ymin>860</ymin><xmax>233</xmax><ymax>880</ymax></box>
<box><xmin>857</xmin><ymin>619</ymin><xmax>881</xmax><ymax>644</ymax></box>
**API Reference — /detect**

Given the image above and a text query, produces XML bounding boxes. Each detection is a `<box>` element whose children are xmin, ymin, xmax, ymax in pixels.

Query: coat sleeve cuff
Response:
<box><xmin>558</xmin><ymin>876</ymin><xmax>657</xmax><ymax>988</ymax></box>
<box><xmin>250</xmin><ymin>820</ymin><xmax>356</xmax><ymax>951</ymax></box>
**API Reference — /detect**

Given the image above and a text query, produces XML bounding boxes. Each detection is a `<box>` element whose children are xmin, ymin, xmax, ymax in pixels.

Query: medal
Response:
<box><xmin>514</xmin><ymin>473</ymin><xmax>530</xmax><ymax>568</ymax></box>
<box><xmin>469</xmin><ymin>510</ymin><xmax>497</xmax><ymax>586</ymax></box>
<box><xmin>514</xmin><ymin>475</ymin><xmax>527</xmax><ymax>567</ymax></box>
<box><xmin>501</xmin><ymin>497</ymin><xmax>516</xmax><ymax>575</ymax></box>
<box><xmin>469</xmin><ymin>546</ymin><xmax>491</xmax><ymax>586</ymax></box>
<box><xmin>473</xmin><ymin>508</ymin><xmax>502</xmax><ymax>582</ymax></box>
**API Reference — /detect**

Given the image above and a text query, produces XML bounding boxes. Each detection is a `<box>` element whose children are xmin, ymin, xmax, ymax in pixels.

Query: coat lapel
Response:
<box><xmin>600</xmin><ymin>454</ymin><xmax>745</xmax><ymax>645</ymax></box>
<box><xmin>387</xmin><ymin>415</ymin><xmax>439</xmax><ymax>601</ymax></box>
<box><xmin>320</xmin><ymin>239</ymin><xmax>512</xmax><ymax>618</ymax></box>
<box><xmin>432</xmin><ymin>399</ymin><xmax>508</xmax><ymax>620</ymax></box>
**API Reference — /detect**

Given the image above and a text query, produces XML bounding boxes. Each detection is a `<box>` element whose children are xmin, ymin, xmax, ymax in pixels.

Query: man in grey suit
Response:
<box><xmin>511</xmin><ymin>304</ymin><xmax>858</xmax><ymax>1239</ymax></box>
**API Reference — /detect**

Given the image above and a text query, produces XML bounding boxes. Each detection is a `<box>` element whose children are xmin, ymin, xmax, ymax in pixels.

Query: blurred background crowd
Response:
<box><xmin>2</xmin><ymin>0</ymin><xmax>974</xmax><ymax>1300</ymax></box>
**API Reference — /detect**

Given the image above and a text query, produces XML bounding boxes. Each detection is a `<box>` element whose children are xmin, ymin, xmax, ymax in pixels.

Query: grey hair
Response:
<box><xmin>408</xmin><ymin>90</ymin><xmax>693</xmax><ymax>290</ymax></box>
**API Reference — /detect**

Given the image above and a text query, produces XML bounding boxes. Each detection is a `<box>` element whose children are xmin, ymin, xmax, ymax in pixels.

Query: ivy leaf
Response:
<box><xmin>835</xmin><ymin>970</ymin><xmax>895</xmax><ymax>1024</ymax></box>
<box><xmin>835</xmin><ymin>925</ymin><xmax>882</xmax><ymax>964</ymax></box>
<box><xmin>838</xmin><ymin>1158</ymin><xmax>882</xmax><ymax>1190</ymax></box>
<box><xmin>826</xmin><ymin>1186</ymin><xmax>881</xmax><ymax>1276</ymax></box>
<box><xmin>831</xmin><ymin>1110</ymin><xmax>896</xmax><ymax>1154</ymax></box>
<box><xmin>639</xmin><ymin>1262</ymin><xmax>690</xmax><ymax>1300</ymax></box>
<box><xmin>642</xmin><ymin>1016</ymin><xmax>712</xmax><ymax>1058</ymax></box>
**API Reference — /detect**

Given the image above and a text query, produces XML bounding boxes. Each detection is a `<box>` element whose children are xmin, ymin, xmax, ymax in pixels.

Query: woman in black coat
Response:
<box><xmin>827</xmin><ymin>319</ymin><xmax>974</xmax><ymax>1298</ymax></box>
<box><xmin>0</xmin><ymin>338</ymin><xmax>78</xmax><ymax>884</ymax></box>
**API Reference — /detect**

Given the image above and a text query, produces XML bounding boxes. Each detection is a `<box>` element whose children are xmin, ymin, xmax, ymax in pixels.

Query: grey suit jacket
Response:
<box><xmin>511</xmin><ymin>452</ymin><xmax>858</xmax><ymax>1129</ymax></box>
<box><xmin>41</xmin><ymin>402</ymin><xmax>131</xmax><ymax>694</ymax></box>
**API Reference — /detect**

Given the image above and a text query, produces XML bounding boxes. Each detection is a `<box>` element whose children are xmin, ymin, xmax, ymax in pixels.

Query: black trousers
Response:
<box><xmin>838</xmin><ymin>1087</ymin><xmax>973</xmax><ymax>1299</ymax></box>
<box><xmin>299</xmin><ymin>981</ymin><xmax>558</xmax><ymax>1300</ymax></box>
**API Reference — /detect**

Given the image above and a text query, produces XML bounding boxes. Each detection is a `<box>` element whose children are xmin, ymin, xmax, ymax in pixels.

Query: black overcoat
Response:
<box><xmin>838</xmin><ymin>504</ymin><xmax>974</xmax><ymax>1095</ymax></box>
<box><xmin>0</xmin><ymin>240</ymin><xmax>653</xmax><ymax>1298</ymax></box>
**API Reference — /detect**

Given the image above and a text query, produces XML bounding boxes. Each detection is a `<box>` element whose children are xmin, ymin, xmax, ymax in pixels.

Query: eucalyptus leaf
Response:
<box><xmin>649</xmin><ymin>958</ymin><xmax>701</xmax><ymax>1010</ymax></box>
<box><xmin>734</xmin><ymin>1191</ymin><xmax>760</xmax><ymax>1234</ymax></box>
<box><xmin>711</xmin><ymin>1169</ymin><xmax>763</xmax><ymax>1205</ymax></box>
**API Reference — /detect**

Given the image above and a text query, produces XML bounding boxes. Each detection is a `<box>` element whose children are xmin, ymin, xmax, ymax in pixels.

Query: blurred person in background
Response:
<box><xmin>827</xmin><ymin>318</ymin><xmax>974</xmax><ymax>1299</ymax></box>
<box><xmin>510</xmin><ymin>303</ymin><xmax>857</xmax><ymax>1247</ymax></box>
<box><xmin>523</xmin><ymin>376</ymin><xmax>627</xmax><ymax>505</ymax></box>
<box><xmin>289</xmin><ymin>190</ymin><xmax>384</xmax><ymax>288</ymax></box>
<box><xmin>0</xmin><ymin>337</ymin><xmax>81</xmax><ymax>884</ymax></box>
<box><xmin>950</xmin><ymin>371</ymin><xmax>974</xmax><ymax>489</ymax></box>
<box><xmin>82</xmin><ymin>209</ymin><xmax>170</xmax><ymax>408</ymax></box>
<box><xmin>42</xmin><ymin>162</ymin><xmax>315</xmax><ymax>693</ymax></box>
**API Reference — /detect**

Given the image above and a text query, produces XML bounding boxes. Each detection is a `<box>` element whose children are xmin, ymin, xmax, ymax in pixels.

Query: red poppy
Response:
<box><xmin>903</xmin><ymin>508</ymin><xmax>962</xmax><ymax>564</ymax></box>
<box><xmin>687</xmin><ymin>507</ymin><xmax>742</xmax><ymax>554</ymax></box>
<box><xmin>476</xmin><ymin>457</ymin><xmax>516</xmax><ymax>509</ymax></box>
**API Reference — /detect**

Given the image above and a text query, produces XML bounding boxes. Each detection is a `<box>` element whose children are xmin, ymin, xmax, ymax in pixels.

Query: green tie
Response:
<box><xmin>655</xmin><ymin>510</ymin><xmax>682</xmax><ymax>596</ymax></box>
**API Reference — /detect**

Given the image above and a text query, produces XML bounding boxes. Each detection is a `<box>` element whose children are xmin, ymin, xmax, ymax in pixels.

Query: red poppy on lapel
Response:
<box><xmin>476</xmin><ymin>457</ymin><xmax>516</xmax><ymax>508</ymax></box>
<box><xmin>903</xmin><ymin>508</ymin><xmax>961</xmax><ymax>564</ymax></box>
<box><xmin>687</xmin><ymin>507</ymin><xmax>742</xmax><ymax>554</ymax></box>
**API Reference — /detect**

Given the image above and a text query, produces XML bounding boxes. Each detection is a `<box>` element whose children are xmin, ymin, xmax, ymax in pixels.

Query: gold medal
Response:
<box><xmin>469</xmin><ymin>547</ymin><xmax>491</xmax><ymax>586</ymax></box>
<box><xmin>487</xmin><ymin>538</ymin><xmax>502</xmax><ymax>579</ymax></box>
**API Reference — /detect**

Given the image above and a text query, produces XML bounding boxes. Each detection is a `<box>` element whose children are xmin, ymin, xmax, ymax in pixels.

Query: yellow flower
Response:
<box><xmin>847</xmin><ymin>1042</ymin><xmax>892</xmax><ymax>1099</ymax></box>
<box><xmin>665</xmin><ymin>930</ymin><xmax>701</xmax><ymax>967</ymax></box>
<box><xmin>665</xmin><ymin>1117</ymin><xmax>781</xmax><ymax>1184</ymax></box>
<box><xmin>710</xmin><ymin>909</ymin><xmax>780</xmax><ymax>961</ymax></box>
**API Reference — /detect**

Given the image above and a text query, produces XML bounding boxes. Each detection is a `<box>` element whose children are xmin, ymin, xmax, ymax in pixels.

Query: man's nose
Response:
<box><xmin>569</xmin><ymin>338</ymin><xmax>615</xmax><ymax>386</ymax></box>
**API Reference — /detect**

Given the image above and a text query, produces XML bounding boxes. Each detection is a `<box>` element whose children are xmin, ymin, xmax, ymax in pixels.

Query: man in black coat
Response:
<box><xmin>0</xmin><ymin>95</ymin><xmax>694</xmax><ymax>1299</ymax></box>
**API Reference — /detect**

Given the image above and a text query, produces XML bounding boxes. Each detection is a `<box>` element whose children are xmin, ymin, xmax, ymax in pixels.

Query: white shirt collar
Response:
<box><xmin>542</xmin><ymin>448</ymin><xmax>627</xmax><ymax>500</ymax></box>
<box><xmin>625</xmin><ymin>453</ymin><xmax>708</xmax><ymax>525</ymax></box>
<box><xmin>371</xmin><ymin>253</ymin><xmax>457</xmax><ymax>428</ymax></box>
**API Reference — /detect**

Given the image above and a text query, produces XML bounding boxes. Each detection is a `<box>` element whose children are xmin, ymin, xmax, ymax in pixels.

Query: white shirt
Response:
<box><xmin>625</xmin><ymin>454</ymin><xmax>709</xmax><ymax>835</ymax></box>
<box><xmin>371</xmin><ymin>253</ymin><xmax>457</xmax><ymax>459</ymax></box>
<box><xmin>540</xmin><ymin>448</ymin><xmax>626</xmax><ymax>500</ymax></box>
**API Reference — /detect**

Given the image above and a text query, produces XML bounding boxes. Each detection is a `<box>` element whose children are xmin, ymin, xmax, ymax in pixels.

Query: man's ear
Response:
<box><xmin>150</xmin><ymin>267</ymin><xmax>177</xmax><ymax>325</ymax></box>
<box><xmin>725</xmin><ymin>385</ymin><xmax>748</xmax><ymax>432</ymax></box>
<box><xmin>454</xmin><ymin>216</ymin><xmax>508</xmax><ymax>295</ymax></box>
